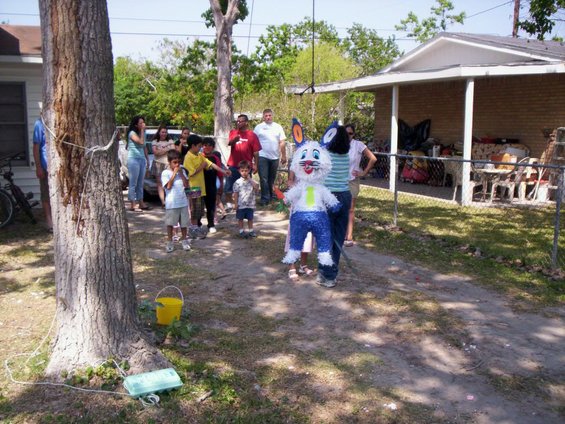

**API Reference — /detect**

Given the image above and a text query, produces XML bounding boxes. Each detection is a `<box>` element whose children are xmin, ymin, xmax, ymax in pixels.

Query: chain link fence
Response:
<box><xmin>358</xmin><ymin>153</ymin><xmax>564</xmax><ymax>272</ymax></box>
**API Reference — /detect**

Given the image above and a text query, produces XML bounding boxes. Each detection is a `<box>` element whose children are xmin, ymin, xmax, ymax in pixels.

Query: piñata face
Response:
<box><xmin>290</xmin><ymin>141</ymin><xmax>332</xmax><ymax>183</ymax></box>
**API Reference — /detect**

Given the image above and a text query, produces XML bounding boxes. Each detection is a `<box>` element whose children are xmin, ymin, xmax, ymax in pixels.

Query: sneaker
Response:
<box><xmin>208</xmin><ymin>226</ymin><xmax>217</xmax><ymax>234</ymax></box>
<box><xmin>181</xmin><ymin>239</ymin><xmax>191</xmax><ymax>251</ymax></box>
<box><xmin>188</xmin><ymin>228</ymin><xmax>199</xmax><ymax>239</ymax></box>
<box><xmin>165</xmin><ymin>241</ymin><xmax>174</xmax><ymax>253</ymax></box>
<box><xmin>344</xmin><ymin>239</ymin><xmax>354</xmax><ymax>247</ymax></box>
<box><xmin>248</xmin><ymin>230</ymin><xmax>257</xmax><ymax>238</ymax></box>
<box><xmin>172</xmin><ymin>234</ymin><xmax>181</xmax><ymax>242</ymax></box>
<box><xmin>239</xmin><ymin>231</ymin><xmax>248</xmax><ymax>238</ymax></box>
<box><xmin>316</xmin><ymin>274</ymin><xmax>336</xmax><ymax>288</ymax></box>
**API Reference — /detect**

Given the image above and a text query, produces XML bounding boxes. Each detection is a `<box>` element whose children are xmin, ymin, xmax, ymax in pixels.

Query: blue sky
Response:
<box><xmin>1</xmin><ymin>0</ymin><xmax>563</xmax><ymax>61</ymax></box>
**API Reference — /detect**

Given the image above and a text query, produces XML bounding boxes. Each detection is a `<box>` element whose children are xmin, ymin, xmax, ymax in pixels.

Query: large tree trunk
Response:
<box><xmin>39</xmin><ymin>0</ymin><xmax>167</xmax><ymax>378</ymax></box>
<box><xmin>210</xmin><ymin>0</ymin><xmax>240</xmax><ymax>164</ymax></box>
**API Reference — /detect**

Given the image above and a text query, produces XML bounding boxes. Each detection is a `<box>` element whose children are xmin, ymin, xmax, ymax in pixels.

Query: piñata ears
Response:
<box><xmin>320</xmin><ymin>120</ymin><xmax>339</xmax><ymax>149</ymax></box>
<box><xmin>291</xmin><ymin>118</ymin><xmax>306</xmax><ymax>148</ymax></box>
<box><xmin>292</xmin><ymin>118</ymin><xmax>339</xmax><ymax>149</ymax></box>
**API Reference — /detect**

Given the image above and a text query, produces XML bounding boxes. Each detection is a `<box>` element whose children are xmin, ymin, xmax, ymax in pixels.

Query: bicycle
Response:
<box><xmin>0</xmin><ymin>152</ymin><xmax>39</xmax><ymax>229</ymax></box>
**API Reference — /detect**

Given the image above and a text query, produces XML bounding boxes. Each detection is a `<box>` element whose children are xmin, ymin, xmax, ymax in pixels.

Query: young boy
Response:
<box><xmin>183</xmin><ymin>134</ymin><xmax>230</xmax><ymax>239</ymax></box>
<box><xmin>233</xmin><ymin>160</ymin><xmax>259</xmax><ymax>238</ymax></box>
<box><xmin>161</xmin><ymin>150</ymin><xmax>191</xmax><ymax>253</ymax></box>
<box><xmin>201</xmin><ymin>137</ymin><xmax>224</xmax><ymax>234</ymax></box>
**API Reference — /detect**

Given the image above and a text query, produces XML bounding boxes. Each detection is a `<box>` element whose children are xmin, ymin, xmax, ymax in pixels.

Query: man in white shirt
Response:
<box><xmin>254</xmin><ymin>109</ymin><xmax>287</xmax><ymax>205</ymax></box>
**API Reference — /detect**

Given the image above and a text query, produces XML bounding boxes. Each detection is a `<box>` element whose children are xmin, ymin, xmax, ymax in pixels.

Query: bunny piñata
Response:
<box><xmin>283</xmin><ymin>141</ymin><xmax>340</xmax><ymax>266</ymax></box>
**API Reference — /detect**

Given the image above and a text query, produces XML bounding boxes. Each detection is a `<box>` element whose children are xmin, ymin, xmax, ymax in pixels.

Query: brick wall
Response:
<box><xmin>373</xmin><ymin>74</ymin><xmax>565</xmax><ymax>158</ymax></box>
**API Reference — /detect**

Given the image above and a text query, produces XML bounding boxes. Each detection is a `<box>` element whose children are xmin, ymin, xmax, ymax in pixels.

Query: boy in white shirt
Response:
<box><xmin>233</xmin><ymin>160</ymin><xmax>259</xmax><ymax>238</ymax></box>
<box><xmin>161</xmin><ymin>150</ymin><xmax>191</xmax><ymax>253</ymax></box>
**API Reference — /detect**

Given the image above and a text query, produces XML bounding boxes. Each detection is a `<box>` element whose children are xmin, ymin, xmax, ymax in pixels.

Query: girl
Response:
<box><xmin>151</xmin><ymin>125</ymin><xmax>176</xmax><ymax>207</ymax></box>
<box><xmin>126</xmin><ymin>115</ymin><xmax>151</xmax><ymax>211</ymax></box>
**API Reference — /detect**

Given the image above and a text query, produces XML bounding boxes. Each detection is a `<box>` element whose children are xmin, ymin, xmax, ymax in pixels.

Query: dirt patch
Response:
<box><xmin>1</xmin><ymin>206</ymin><xmax>563</xmax><ymax>423</ymax></box>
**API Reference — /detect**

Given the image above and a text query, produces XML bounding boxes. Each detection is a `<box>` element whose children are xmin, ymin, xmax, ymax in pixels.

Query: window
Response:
<box><xmin>0</xmin><ymin>82</ymin><xmax>28</xmax><ymax>163</ymax></box>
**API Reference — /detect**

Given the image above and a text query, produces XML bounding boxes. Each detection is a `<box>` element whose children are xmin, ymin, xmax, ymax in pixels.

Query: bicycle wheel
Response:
<box><xmin>0</xmin><ymin>189</ymin><xmax>15</xmax><ymax>228</ymax></box>
<box><xmin>11</xmin><ymin>184</ymin><xmax>37</xmax><ymax>224</ymax></box>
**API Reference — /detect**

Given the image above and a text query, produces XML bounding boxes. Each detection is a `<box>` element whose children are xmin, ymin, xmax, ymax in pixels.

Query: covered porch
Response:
<box><xmin>287</xmin><ymin>32</ymin><xmax>565</xmax><ymax>206</ymax></box>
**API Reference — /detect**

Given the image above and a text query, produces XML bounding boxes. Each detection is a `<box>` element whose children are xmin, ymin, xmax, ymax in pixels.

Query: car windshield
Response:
<box><xmin>145</xmin><ymin>130</ymin><xmax>182</xmax><ymax>143</ymax></box>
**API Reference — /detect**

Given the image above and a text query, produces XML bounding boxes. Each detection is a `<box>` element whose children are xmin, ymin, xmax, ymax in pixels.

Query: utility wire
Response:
<box><xmin>466</xmin><ymin>0</ymin><xmax>513</xmax><ymax>19</ymax></box>
<box><xmin>0</xmin><ymin>11</ymin><xmax>402</xmax><ymax>31</ymax></box>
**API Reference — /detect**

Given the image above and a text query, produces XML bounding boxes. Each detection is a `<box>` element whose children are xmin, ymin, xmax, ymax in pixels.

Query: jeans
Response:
<box><xmin>258</xmin><ymin>157</ymin><xmax>279</xmax><ymax>203</ymax></box>
<box><xmin>203</xmin><ymin>187</ymin><xmax>217</xmax><ymax>228</ymax></box>
<box><xmin>318</xmin><ymin>190</ymin><xmax>352</xmax><ymax>281</ymax></box>
<box><xmin>224</xmin><ymin>166</ymin><xmax>241</xmax><ymax>194</ymax></box>
<box><xmin>127</xmin><ymin>156</ymin><xmax>146</xmax><ymax>201</ymax></box>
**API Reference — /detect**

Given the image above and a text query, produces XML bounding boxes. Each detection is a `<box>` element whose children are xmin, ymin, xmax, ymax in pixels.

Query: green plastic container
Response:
<box><xmin>123</xmin><ymin>368</ymin><xmax>183</xmax><ymax>398</ymax></box>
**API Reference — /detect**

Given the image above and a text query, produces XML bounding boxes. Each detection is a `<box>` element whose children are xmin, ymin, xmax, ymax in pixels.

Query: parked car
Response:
<box><xmin>118</xmin><ymin>128</ymin><xmax>183</xmax><ymax>196</ymax></box>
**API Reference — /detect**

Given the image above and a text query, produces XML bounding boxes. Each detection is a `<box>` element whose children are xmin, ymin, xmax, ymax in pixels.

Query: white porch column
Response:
<box><xmin>461</xmin><ymin>78</ymin><xmax>475</xmax><ymax>205</ymax></box>
<box><xmin>389</xmin><ymin>85</ymin><xmax>399</xmax><ymax>192</ymax></box>
<box><xmin>338</xmin><ymin>92</ymin><xmax>345</xmax><ymax>124</ymax></box>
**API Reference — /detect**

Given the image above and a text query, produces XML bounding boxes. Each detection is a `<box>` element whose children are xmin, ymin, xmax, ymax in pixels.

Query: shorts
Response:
<box><xmin>236</xmin><ymin>207</ymin><xmax>254</xmax><ymax>221</ymax></box>
<box><xmin>189</xmin><ymin>196</ymin><xmax>204</xmax><ymax>222</ymax></box>
<box><xmin>349</xmin><ymin>177</ymin><xmax>360</xmax><ymax>198</ymax></box>
<box><xmin>165</xmin><ymin>206</ymin><xmax>189</xmax><ymax>227</ymax></box>
<box><xmin>224</xmin><ymin>166</ymin><xmax>241</xmax><ymax>193</ymax></box>
<box><xmin>39</xmin><ymin>175</ymin><xmax>50</xmax><ymax>202</ymax></box>
<box><xmin>151</xmin><ymin>161</ymin><xmax>167</xmax><ymax>180</ymax></box>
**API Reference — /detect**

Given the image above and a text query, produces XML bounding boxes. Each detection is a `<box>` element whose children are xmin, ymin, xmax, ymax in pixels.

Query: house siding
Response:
<box><xmin>0</xmin><ymin>61</ymin><xmax>43</xmax><ymax>201</ymax></box>
<box><xmin>373</xmin><ymin>74</ymin><xmax>565</xmax><ymax>158</ymax></box>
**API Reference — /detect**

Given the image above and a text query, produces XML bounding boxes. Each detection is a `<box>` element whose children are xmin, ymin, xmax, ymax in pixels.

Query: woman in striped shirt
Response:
<box><xmin>317</xmin><ymin>125</ymin><xmax>352</xmax><ymax>288</ymax></box>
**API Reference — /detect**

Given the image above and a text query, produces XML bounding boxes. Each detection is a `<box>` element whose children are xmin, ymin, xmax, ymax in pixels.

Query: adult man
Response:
<box><xmin>32</xmin><ymin>118</ymin><xmax>53</xmax><ymax>231</ymax></box>
<box><xmin>254</xmin><ymin>109</ymin><xmax>287</xmax><ymax>205</ymax></box>
<box><xmin>225</xmin><ymin>114</ymin><xmax>261</xmax><ymax>210</ymax></box>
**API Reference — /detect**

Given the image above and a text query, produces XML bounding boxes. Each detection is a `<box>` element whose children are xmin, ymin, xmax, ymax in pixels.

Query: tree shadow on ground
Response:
<box><xmin>1</xmin><ymin>208</ymin><xmax>563</xmax><ymax>423</ymax></box>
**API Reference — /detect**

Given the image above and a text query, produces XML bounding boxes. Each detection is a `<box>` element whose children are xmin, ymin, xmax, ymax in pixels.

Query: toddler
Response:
<box><xmin>233</xmin><ymin>160</ymin><xmax>259</xmax><ymax>238</ymax></box>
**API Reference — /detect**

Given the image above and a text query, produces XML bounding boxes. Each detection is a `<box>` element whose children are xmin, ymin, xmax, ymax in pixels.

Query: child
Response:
<box><xmin>201</xmin><ymin>137</ymin><xmax>225</xmax><ymax>234</ymax></box>
<box><xmin>233</xmin><ymin>160</ymin><xmax>259</xmax><ymax>238</ymax></box>
<box><xmin>284</xmin><ymin>171</ymin><xmax>315</xmax><ymax>281</ymax></box>
<box><xmin>161</xmin><ymin>150</ymin><xmax>191</xmax><ymax>253</ymax></box>
<box><xmin>183</xmin><ymin>134</ymin><xmax>230</xmax><ymax>239</ymax></box>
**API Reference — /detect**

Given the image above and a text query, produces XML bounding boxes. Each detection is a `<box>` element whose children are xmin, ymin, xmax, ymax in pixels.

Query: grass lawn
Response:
<box><xmin>355</xmin><ymin>186</ymin><xmax>564</xmax><ymax>306</ymax></box>
<box><xmin>0</xmin><ymin>200</ymin><xmax>563</xmax><ymax>422</ymax></box>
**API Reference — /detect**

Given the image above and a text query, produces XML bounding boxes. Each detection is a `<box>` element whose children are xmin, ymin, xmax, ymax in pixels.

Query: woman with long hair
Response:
<box><xmin>175</xmin><ymin>126</ymin><xmax>191</xmax><ymax>163</ymax></box>
<box><xmin>126</xmin><ymin>115</ymin><xmax>151</xmax><ymax>211</ymax></box>
<box><xmin>151</xmin><ymin>124</ymin><xmax>176</xmax><ymax>207</ymax></box>
<box><xmin>344</xmin><ymin>124</ymin><xmax>377</xmax><ymax>246</ymax></box>
<box><xmin>317</xmin><ymin>125</ymin><xmax>352</xmax><ymax>288</ymax></box>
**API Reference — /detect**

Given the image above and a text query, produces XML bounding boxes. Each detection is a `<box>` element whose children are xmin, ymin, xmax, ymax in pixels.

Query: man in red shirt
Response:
<box><xmin>225</xmin><ymin>114</ymin><xmax>261</xmax><ymax>210</ymax></box>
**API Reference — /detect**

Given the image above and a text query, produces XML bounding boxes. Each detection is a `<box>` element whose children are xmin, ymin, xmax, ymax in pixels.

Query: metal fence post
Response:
<box><xmin>393</xmin><ymin>154</ymin><xmax>398</xmax><ymax>227</ymax></box>
<box><xmin>551</xmin><ymin>168</ymin><xmax>564</xmax><ymax>269</ymax></box>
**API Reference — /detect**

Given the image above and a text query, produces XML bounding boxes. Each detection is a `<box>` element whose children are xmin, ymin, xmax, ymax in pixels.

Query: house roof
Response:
<box><xmin>286</xmin><ymin>32</ymin><xmax>565</xmax><ymax>95</ymax></box>
<box><xmin>0</xmin><ymin>25</ymin><xmax>41</xmax><ymax>56</ymax></box>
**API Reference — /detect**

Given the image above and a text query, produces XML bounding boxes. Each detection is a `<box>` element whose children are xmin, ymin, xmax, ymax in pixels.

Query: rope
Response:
<box><xmin>75</xmin><ymin>129</ymin><xmax>118</xmax><ymax>234</ymax></box>
<box><xmin>3</xmin><ymin>311</ymin><xmax>160</xmax><ymax>406</ymax></box>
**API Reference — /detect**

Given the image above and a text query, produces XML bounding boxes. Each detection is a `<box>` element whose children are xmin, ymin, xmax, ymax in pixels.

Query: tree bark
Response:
<box><xmin>210</xmin><ymin>0</ymin><xmax>240</xmax><ymax>164</ymax></box>
<box><xmin>39</xmin><ymin>0</ymin><xmax>168</xmax><ymax>378</ymax></box>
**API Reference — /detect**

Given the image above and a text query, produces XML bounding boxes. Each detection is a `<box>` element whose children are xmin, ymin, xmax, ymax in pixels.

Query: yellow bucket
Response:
<box><xmin>155</xmin><ymin>286</ymin><xmax>184</xmax><ymax>325</ymax></box>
